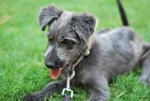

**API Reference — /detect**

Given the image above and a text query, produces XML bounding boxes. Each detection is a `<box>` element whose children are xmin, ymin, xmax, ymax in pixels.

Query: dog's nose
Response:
<box><xmin>45</xmin><ymin>61</ymin><xmax>56</xmax><ymax>69</ymax></box>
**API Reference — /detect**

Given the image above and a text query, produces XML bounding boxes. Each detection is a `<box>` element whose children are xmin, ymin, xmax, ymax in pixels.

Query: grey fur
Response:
<box><xmin>24</xmin><ymin>5</ymin><xmax>150</xmax><ymax>101</ymax></box>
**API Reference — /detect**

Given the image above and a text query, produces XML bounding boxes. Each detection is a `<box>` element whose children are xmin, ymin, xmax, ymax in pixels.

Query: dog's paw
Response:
<box><xmin>139</xmin><ymin>75</ymin><xmax>150</xmax><ymax>86</ymax></box>
<box><xmin>23</xmin><ymin>94</ymin><xmax>40</xmax><ymax>101</ymax></box>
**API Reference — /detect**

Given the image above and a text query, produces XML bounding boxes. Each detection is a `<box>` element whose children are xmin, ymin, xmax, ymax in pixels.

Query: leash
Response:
<box><xmin>62</xmin><ymin>56</ymin><xmax>84</xmax><ymax>101</ymax></box>
<box><xmin>62</xmin><ymin>70</ymin><xmax>75</xmax><ymax>101</ymax></box>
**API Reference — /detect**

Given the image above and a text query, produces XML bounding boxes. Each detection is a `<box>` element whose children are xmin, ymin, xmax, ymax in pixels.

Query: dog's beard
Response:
<box><xmin>62</xmin><ymin>66</ymin><xmax>72</xmax><ymax>74</ymax></box>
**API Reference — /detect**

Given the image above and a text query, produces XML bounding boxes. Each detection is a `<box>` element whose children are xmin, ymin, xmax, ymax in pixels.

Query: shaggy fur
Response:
<box><xmin>23</xmin><ymin>4</ymin><xmax>150</xmax><ymax>101</ymax></box>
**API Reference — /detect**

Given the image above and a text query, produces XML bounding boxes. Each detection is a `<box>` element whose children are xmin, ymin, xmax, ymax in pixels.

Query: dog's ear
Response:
<box><xmin>39</xmin><ymin>5</ymin><xmax>63</xmax><ymax>31</ymax></box>
<box><xmin>71</xmin><ymin>13</ymin><xmax>96</xmax><ymax>42</ymax></box>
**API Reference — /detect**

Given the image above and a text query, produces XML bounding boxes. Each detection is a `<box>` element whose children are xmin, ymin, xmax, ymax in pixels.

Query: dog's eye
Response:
<box><xmin>62</xmin><ymin>39</ymin><xmax>72</xmax><ymax>44</ymax></box>
<box><xmin>61</xmin><ymin>39</ymin><xmax>75</xmax><ymax>49</ymax></box>
<box><xmin>62</xmin><ymin>39</ymin><xmax>75</xmax><ymax>45</ymax></box>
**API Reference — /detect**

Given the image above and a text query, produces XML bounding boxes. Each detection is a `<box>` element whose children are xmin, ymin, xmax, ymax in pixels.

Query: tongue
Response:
<box><xmin>50</xmin><ymin>68</ymin><xmax>62</xmax><ymax>80</ymax></box>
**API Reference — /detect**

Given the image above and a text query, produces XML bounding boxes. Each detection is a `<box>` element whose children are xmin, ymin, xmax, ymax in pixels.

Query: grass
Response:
<box><xmin>0</xmin><ymin>0</ymin><xmax>150</xmax><ymax>101</ymax></box>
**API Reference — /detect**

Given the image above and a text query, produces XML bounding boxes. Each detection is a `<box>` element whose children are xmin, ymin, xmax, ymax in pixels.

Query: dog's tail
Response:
<box><xmin>117</xmin><ymin>0</ymin><xmax>129</xmax><ymax>26</ymax></box>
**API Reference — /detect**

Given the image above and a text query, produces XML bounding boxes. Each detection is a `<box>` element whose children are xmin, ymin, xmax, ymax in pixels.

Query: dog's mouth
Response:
<box><xmin>49</xmin><ymin>61</ymin><xmax>75</xmax><ymax>80</ymax></box>
<box><xmin>50</xmin><ymin>56</ymin><xmax>82</xmax><ymax>80</ymax></box>
<box><xmin>50</xmin><ymin>68</ymin><xmax>62</xmax><ymax>80</ymax></box>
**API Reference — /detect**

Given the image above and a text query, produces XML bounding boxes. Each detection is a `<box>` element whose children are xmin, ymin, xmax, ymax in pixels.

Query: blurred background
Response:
<box><xmin>0</xmin><ymin>0</ymin><xmax>150</xmax><ymax>101</ymax></box>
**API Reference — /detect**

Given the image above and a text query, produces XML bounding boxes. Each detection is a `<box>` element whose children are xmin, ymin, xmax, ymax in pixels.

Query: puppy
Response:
<box><xmin>23</xmin><ymin>0</ymin><xmax>150</xmax><ymax>101</ymax></box>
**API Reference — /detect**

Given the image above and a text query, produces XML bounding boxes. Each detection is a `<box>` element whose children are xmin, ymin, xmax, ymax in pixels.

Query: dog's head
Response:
<box><xmin>39</xmin><ymin>5</ymin><xmax>96</xmax><ymax>76</ymax></box>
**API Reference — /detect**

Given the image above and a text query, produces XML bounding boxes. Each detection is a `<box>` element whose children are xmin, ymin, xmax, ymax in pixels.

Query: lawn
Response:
<box><xmin>0</xmin><ymin>0</ymin><xmax>150</xmax><ymax>101</ymax></box>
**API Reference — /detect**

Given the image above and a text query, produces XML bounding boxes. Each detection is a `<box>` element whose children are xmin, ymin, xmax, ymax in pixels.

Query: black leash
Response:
<box><xmin>117</xmin><ymin>0</ymin><xmax>129</xmax><ymax>26</ymax></box>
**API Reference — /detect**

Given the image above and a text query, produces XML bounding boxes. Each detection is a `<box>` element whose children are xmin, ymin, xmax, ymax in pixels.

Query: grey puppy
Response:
<box><xmin>23</xmin><ymin>1</ymin><xmax>150</xmax><ymax>101</ymax></box>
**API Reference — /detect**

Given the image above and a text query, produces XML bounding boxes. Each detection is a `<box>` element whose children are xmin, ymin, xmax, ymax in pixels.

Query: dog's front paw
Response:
<box><xmin>23</xmin><ymin>94</ymin><xmax>40</xmax><ymax>101</ymax></box>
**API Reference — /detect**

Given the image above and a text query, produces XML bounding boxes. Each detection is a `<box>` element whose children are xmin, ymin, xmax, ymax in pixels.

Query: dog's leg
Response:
<box><xmin>23</xmin><ymin>80</ymin><xmax>66</xmax><ymax>101</ymax></box>
<box><xmin>88</xmin><ymin>76</ymin><xmax>110</xmax><ymax>101</ymax></box>
<box><xmin>140</xmin><ymin>50</ymin><xmax>150</xmax><ymax>86</ymax></box>
<box><xmin>140</xmin><ymin>44</ymin><xmax>150</xmax><ymax>86</ymax></box>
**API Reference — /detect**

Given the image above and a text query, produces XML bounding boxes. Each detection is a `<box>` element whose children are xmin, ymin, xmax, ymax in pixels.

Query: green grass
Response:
<box><xmin>0</xmin><ymin>0</ymin><xmax>150</xmax><ymax>101</ymax></box>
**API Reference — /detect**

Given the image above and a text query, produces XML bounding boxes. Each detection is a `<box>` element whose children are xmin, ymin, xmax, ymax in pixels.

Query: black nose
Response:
<box><xmin>45</xmin><ymin>61</ymin><xmax>56</xmax><ymax>69</ymax></box>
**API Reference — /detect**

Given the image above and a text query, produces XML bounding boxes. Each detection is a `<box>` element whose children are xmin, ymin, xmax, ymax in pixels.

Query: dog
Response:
<box><xmin>23</xmin><ymin>0</ymin><xmax>150</xmax><ymax>101</ymax></box>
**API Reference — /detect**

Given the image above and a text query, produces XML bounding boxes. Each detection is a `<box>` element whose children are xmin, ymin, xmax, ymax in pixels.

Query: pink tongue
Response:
<box><xmin>50</xmin><ymin>68</ymin><xmax>62</xmax><ymax>80</ymax></box>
